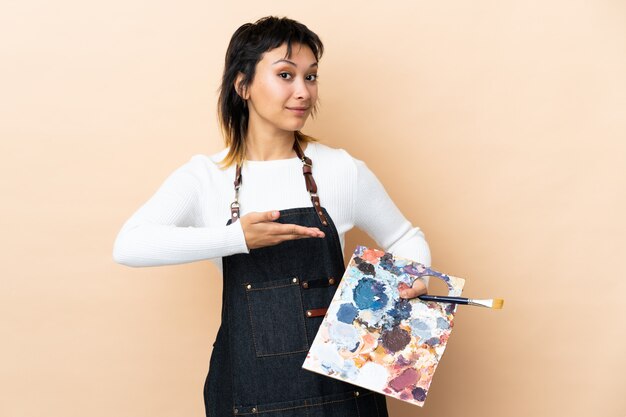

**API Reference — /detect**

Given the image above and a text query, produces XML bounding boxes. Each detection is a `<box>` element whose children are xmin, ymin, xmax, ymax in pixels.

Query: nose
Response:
<box><xmin>293</xmin><ymin>77</ymin><xmax>312</xmax><ymax>101</ymax></box>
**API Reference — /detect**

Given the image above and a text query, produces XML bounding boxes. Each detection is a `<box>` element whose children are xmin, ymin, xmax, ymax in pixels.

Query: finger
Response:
<box><xmin>264</xmin><ymin>210</ymin><xmax>280</xmax><ymax>222</ymax></box>
<box><xmin>399</xmin><ymin>279</ymin><xmax>428</xmax><ymax>299</ymax></box>
<box><xmin>270</xmin><ymin>223</ymin><xmax>325</xmax><ymax>238</ymax></box>
<box><xmin>247</xmin><ymin>210</ymin><xmax>279</xmax><ymax>223</ymax></box>
<box><xmin>281</xmin><ymin>225</ymin><xmax>325</xmax><ymax>238</ymax></box>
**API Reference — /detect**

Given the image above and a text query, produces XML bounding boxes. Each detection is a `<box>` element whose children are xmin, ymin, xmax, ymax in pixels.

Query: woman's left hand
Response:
<box><xmin>399</xmin><ymin>279</ymin><xmax>428</xmax><ymax>299</ymax></box>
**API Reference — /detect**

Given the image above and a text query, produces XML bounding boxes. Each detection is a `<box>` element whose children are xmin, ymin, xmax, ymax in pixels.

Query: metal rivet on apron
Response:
<box><xmin>252</xmin><ymin>407</ymin><xmax>257</xmax><ymax>413</ymax></box>
<box><xmin>328</xmin><ymin>277</ymin><xmax>335</xmax><ymax>285</ymax></box>
<box><xmin>302</xmin><ymin>281</ymin><xmax>309</xmax><ymax>289</ymax></box>
<box><xmin>233</xmin><ymin>212</ymin><xmax>238</xmax><ymax>217</ymax></box>
<box><xmin>322</xmin><ymin>221</ymin><xmax>328</xmax><ymax>226</ymax></box>
<box><xmin>306</xmin><ymin>311</ymin><xmax>312</xmax><ymax>317</ymax></box>
<box><xmin>354</xmin><ymin>391</ymin><xmax>360</xmax><ymax>397</ymax></box>
<box><xmin>317</xmin><ymin>210</ymin><xmax>323</xmax><ymax>216</ymax></box>
<box><xmin>292</xmin><ymin>277</ymin><xmax>298</xmax><ymax>284</ymax></box>
<box><xmin>246</xmin><ymin>284</ymin><xmax>251</xmax><ymax>290</ymax></box>
<box><xmin>233</xmin><ymin>408</ymin><xmax>238</xmax><ymax>414</ymax></box>
<box><xmin>314</xmin><ymin>201</ymin><xmax>319</xmax><ymax>206</ymax></box>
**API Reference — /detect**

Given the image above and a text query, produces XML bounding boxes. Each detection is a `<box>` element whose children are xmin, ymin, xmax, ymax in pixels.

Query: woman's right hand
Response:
<box><xmin>240</xmin><ymin>210</ymin><xmax>326</xmax><ymax>250</ymax></box>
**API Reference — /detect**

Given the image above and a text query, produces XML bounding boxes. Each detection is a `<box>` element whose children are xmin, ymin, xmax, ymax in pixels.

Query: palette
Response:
<box><xmin>302</xmin><ymin>246</ymin><xmax>465</xmax><ymax>406</ymax></box>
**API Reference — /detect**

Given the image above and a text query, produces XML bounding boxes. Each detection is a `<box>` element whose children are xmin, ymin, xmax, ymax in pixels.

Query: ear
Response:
<box><xmin>234</xmin><ymin>73</ymin><xmax>249</xmax><ymax>100</ymax></box>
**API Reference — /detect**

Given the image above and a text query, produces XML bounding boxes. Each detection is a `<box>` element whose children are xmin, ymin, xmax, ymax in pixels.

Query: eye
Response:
<box><xmin>278</xmin><ymin>72</ymin><xmax>292</xmax><ymax>80</ymax></box>
<box><xmin>306</xmin><ymin>74</ymin><xmax>318</xmax><ymax>82</ymax></box>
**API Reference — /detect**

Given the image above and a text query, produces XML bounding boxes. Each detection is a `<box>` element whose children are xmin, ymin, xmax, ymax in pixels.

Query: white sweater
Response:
<box><xmin>113</xmin><ymin>141</ymin><xmax>431</xmax><ymax>272</ymax></box>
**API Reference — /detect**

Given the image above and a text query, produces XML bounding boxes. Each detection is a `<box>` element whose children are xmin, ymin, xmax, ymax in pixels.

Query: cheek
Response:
<box><xmin>251</xmin><ymin>79</ymin><xmax>271</xmax><ymax>101</ymax></box>
<box><xmin>253</xmin><ymin>82</ymin><xmax>290</xmax><ymax>110</ymax></box>
<box><xmin>259</xmin><ymin>76</ymin><xmax>288</xmax><ymax>97</ymax></box>
<box><xmin>311</xmin><ymin>85</ymin><xmax>319</xmax><ymax>101</ymax></box>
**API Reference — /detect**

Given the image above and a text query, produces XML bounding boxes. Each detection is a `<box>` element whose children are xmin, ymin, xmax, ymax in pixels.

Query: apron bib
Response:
<box><xmin>204</xmin><ymin>141</ymin><xmax>388</xmax><ymax>417</ymax></box>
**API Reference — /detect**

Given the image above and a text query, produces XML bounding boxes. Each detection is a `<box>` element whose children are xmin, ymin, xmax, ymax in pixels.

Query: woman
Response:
<box><xmin>114</xmin><ymin>16</ymin><xmax>430</xmax><ymax>417</ymax></box>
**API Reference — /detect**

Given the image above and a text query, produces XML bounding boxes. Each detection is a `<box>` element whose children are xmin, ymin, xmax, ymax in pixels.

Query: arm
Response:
<box><xmin>112</xmin><ymin>161</ymin><xmax>249</xmax><ymax>267</ymax></box>
<box><xmin>352</xmin><ymin>158</ymin><xmax>431</xmax><ymax>288</ymax></box>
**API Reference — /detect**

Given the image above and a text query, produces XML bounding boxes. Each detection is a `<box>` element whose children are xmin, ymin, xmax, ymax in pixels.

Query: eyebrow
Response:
<box><xmin>272</xmin><ymin>59</ymin><xmax>318</xmax><ymax>68</ymax></box>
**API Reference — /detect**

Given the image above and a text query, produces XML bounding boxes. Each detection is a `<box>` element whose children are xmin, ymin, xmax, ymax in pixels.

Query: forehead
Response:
<box><xmin>259</xmin><ymin>43</ymin><xmax>317</xmax><ymax>66</ymax></box>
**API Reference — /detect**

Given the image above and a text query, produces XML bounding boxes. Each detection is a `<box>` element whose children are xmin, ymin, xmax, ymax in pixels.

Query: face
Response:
<box><xmin>239</xmin><ymin>43</ymin><xmax>319</xmax><ymax>136</ymax></box>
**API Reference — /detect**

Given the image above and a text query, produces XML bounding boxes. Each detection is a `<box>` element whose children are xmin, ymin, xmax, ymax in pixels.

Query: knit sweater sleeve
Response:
<box><xmin>112</xmin><ymin>158</ymin><xmax>249</xmax><ymax>267</ymax></box>
<box><xmin>352</xmin><ymin>157</ymin><xmax>432</xmax><ymax>280</ymax></box>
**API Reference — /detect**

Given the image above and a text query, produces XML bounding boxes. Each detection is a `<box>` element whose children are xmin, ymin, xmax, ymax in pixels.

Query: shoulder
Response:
<box><xmin>163</xmin><ymin>148</ymin><xmax>232</xmax><ymax>187</ymax></box>
<box><xmin>307</xmin><ymin>140</ymin><xmax>359</xmax><ymax>174</ymax></box>
<box><xmin>308</xmin><ymin>140</ymin><xmax>373</xmax><ymax>184</ymax></box>
<box><xmin>185</xmin><ymin>148</ymin><xmax>231</xmax><ymax>173</ymax></box>
<box><xmin>308</xmin><ymin>140</ymin><xmax>349</xmax><ymax>160</ymax></box>
<box><xmin>186</xmin><ymin>147</ymin><xmax>229</xmax><ymax>168</ymax></box>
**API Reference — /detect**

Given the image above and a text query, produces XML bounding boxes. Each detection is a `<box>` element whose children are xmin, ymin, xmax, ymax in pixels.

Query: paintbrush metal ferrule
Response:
<box><xmin>467</xmin><ymin>299</ymin><xmax>494</xmax><ymax>308</ymax></box>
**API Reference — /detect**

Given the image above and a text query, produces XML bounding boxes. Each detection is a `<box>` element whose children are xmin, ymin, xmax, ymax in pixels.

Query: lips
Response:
<box><xmin>286</xmin><ymin>106</ymin><xmax>310</xmax><ymax>116</ymax></box>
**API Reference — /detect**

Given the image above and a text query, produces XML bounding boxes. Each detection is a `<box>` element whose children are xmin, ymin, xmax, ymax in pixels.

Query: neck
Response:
<box><xmin>245</xmin><ymin>130</ymin><xmax>297</xmax><ymax>161</ymax></box>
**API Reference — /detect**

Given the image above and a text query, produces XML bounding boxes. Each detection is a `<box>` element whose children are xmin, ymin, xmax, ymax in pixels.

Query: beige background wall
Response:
<box><xmin>2</xmin><ymin>1</ymin><xmax>625</xmax><ymax>416</ymax></box>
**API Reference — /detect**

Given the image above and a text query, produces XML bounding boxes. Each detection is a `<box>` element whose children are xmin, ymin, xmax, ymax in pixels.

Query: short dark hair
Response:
<box><xmin>218</xmin><ymin>16</ymin><xmax>324</xmax><ymax>167</ymax></box>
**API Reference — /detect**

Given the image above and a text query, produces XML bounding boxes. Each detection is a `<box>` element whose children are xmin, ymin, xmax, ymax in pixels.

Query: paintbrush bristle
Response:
<box><xmin>468</xmin><ymin>298</ymin><xmax>505</xmax><ymax>309</ymax></box>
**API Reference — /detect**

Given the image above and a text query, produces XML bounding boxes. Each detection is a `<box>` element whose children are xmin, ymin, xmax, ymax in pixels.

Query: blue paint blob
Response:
<box><xmin>410</xmin><ymin>319</ymin><xmax>429</xmax><ymax>331</ymax></box>
<box><xmin>409</xmin><ymin>319</ymin><xmax>432</xmax><ymax>342</ymax></box>
<box><xmin>436</xmin><ymin>317</ymin><xmax>450</xmax><ymax>330</ymax></box>
<box><xmin>445</xmin><ymin>303</ymin><xmax>456</xmax><ymax>315</ymax></box>
<box><xmin>336</xmin><ymin>303</ymin><xmax>358</xmax><ymax>324</ymax></box>
<box><xmin>425</xmin><ymin>336</ymin><xmax>440</xmax><ymax>347</ymax></box>
<box><xmin>412</xmin><ymin>387</ymin><xmax>427</xmax><ymax>402</ymax></box>
<box><xmin>389</xmin><ymin>299</ymin><xmax>412</xmax><ymax>323</ymax></box>
<box><xmin>354</xmin><ymin>278</ymin><xmax>388</xmax><ymax>311</ymax></box>
<box><xmin>378</xmin><ymin>254</ymin><xmax>402</xmax><ymax>275</ymax></box>
<box><xmin>379</xmin><ymin>255</ymin><xmax>394</xmax><ymax>270</ymax></box>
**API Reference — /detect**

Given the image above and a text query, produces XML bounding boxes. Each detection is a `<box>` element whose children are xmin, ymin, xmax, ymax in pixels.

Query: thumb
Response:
<box><xmin>399</xmin><ymin>280</ymin><xmax>428</xmax><ymax>299</ymax></box>
<box><xmin>262</xmin><ymin>210</ymin><xmax>280</xmax><ymax>222</ymax></box>
<box><xmin>244</xmin><ymin>211</ymin><xmax>279</xmax><ymax>224</ymax></box>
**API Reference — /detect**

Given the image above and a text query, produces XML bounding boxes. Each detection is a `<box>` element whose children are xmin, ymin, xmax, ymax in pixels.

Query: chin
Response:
<box><xmin>280</xmin><ymin>123</ymin><xmax>307</xmax><ymax>133</ymax></box>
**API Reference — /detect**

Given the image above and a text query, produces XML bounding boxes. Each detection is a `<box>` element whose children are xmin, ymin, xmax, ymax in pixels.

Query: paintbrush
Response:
<box><xmin>418</xmin><ymin>295</ymin><xmax>504</xmax><ymax>309</ymax></box>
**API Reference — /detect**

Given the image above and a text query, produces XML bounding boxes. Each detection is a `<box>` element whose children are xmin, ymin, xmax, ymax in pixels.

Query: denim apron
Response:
<box><xmin>204</xmin><ymin>141</ymin><xmax>388</xmax><ymax>417</ymax></box>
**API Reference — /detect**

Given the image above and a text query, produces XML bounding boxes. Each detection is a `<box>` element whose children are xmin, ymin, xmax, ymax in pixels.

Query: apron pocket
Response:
<box><xmin>244</xmin><ymin>277</ymin><xmax>309</xmax><ymax>357</ymax></box>
<box><xmin>233</xmin><ymin>390</ymin><xmax>369</xmax><ymax>417</ymax></box>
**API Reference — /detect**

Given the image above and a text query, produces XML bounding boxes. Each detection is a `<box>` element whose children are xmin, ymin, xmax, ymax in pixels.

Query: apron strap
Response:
<box><xmin>230</xmin><ymin>164</ymin><xmax>242</xmax><ymax>223</ymax></box>
<box><xmin>293</xmin><ymin>140</ymin><xmax>329</xmax><ymax>227</ymax></box>
<box><xmin>229</xmin><ymin>139</ymin><xmax>329</xmax><ymax>227</ymax></box>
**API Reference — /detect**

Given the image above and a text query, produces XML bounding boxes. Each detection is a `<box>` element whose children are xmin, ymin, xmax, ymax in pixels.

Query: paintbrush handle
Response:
<box><xmin>418</xmin><ymin>295</ymin><xmax>469</xmax><ymax>304</ymax></box>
